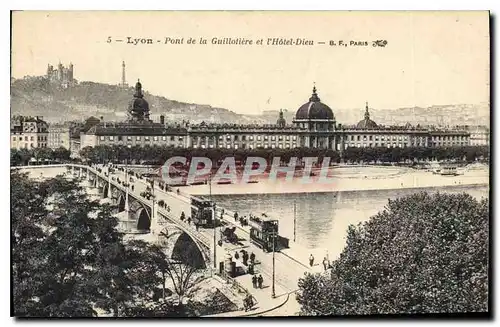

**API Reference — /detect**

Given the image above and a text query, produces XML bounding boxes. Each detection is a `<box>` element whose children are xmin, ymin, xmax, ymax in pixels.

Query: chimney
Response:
<box><xmin>160</xmin><ymin>115</ymin><xmax>165</xmax><ymax>125</ymax></box>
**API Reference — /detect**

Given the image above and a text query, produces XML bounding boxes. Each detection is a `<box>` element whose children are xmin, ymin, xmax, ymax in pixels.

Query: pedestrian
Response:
<box><xmin>248</xmin><ymin>263</ymin><xmax>254</xmax><ymax>275</ymax></box>
<box><xmin>323</xmin><ymin>257</ymin><xmax>328</xmax><ymax>271</ymax></box>
<box><xmin>257</xmin><ymin>274</ymin><xmax>263</xmax><ymax>289</ymax></box>
<box><xmin>243</xmin><ymin>253</ymin><xmax>249</xmax><ymax>266</ymax></box>
<box><xmin>252</xmin><ymin>275</ymin><xmax>257</xmax><ymax>288</ymax></box>
<box><xmin>250</xmin><ymin>252</ymin><xmax>256</xmax><ymax>265</ymax></box>
<box><xmin>131</xmin><ymin>185</ymin><xmax>134</xmax><ymax>191</ymax></box>
<box><xmin>195</xmin><ymin>224</ymin><xmax>199</xmax><ymax>231</ymax></box>
<box><xmin>187</xmin><ymin>217</ymin><xmax>191</xmax><ymax>225</ymax></box>
<box><xmin>234</xmin><ymin>212</ymin><xmax>238</xmax><ymax>222</ymax></box>
<box><xmin>235</xmin><ymin>251</ymin><xmax>240</xmax><ymax>260</ymax></box>
<box><xmin>309</xmin><ymin>254</ymin><xmax>314</xmax><ymax>267</ymax></box>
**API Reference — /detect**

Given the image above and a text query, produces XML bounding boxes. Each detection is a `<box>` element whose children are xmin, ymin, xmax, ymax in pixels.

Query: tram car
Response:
<box><xmin>249</xmin><ymin>216</ymin><xmax>279</xmax><ymax>252</ymax></box>
<box><xmin>191</xmin><ymin>198</ymin><xmax>214</xmax><ymax>227</ymax></box>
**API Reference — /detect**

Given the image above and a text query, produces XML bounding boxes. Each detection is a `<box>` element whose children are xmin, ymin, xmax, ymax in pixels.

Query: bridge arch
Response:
<box><xmin>102</xmin><ymin>183</ymin><xmax>109</xmax><ymax>198</ymax></box>
<box><xmin>171</xmin><ymin>232</ymin><xmax>207</xmax><ymax>269</ymax></box>
<box><xmin>117</xmin><ymin>194</ymin><xmax>126</xmax><ymax>212</ymax></box>
<box><xmin>136</xmin><ymin>207</ymin><xmax>151</xmax><ymax>231</ymax></box>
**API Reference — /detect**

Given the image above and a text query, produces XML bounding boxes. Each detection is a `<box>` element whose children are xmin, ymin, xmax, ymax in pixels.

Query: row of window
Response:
<box><xmin>12</xmin><ymin>136</ymin><xmax>47</xmax><ymax>142</ymax></box>
<box><xmin>15</xmin><ymin>143</ymin><xmax>47</xmax><ymax>149</ymax></box>
<box><xmin>193</xmin><ymin>135</ymin><xmax>299</xmax><ymax>141</ymax></box>
<box><xmin>194</xmin><ymin>143</ymin><xmax>298</xmax><ymax>149</ymax></box>
<box><xmin>99</xmin><ymin>135</ymin><xmax>184</xmax><ymax>142</ymax></box>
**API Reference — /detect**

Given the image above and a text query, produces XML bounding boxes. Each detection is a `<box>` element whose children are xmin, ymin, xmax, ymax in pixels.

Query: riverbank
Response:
<box><xmin>182</xmin><ymin>166</ymin><xmax>489</xmax><ymax>196</ymax></box>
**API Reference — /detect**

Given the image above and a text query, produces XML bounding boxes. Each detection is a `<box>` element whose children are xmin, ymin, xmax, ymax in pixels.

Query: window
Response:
<box><xmin>127</xmin><ymin>136</ymin><xmax>132</xmax><ymax>141</ymax></box>
<box><xmin>162</xmin><ymin>136</ymin><xmax>166</xmax><ymax>141</ymax></box>
<box><xmin>12</xmin><ymin>137</ymin><xmax>15</xmax><ymax>141</ymax></box>
<box><xmin>292</xmin><ymin>136</ymin><xmax>297</xmax><ymax>141</ymax></box>
<box><xmin>242</xmin><ymin>135</ymin><xmax>246</xmax><ymax>141</ymax></box>
<box><xmin>271</xmin><ymin>136</ymin><xmax>276</xmax><ymax>141</ymax></box>
<box><xmin>226</xmin><ymin>135</ymin><xmax>231</xmax><ymax>140</ymax></box>
<box><xmin>369</xmin><ymin>135</ymin><xmax>373</xmax><ymax>141</ymax></box>
<box><xmin>178</xmin><ymin>137</ymin><xmax>183</xmax><ymax>141</ymax></box>
<box><xmin>153</xmin><ymin>136</ymin><xmax>158</xmax><ymax>141</ymax></box>
<box><xmin>170</xmin><ymin>136</ymin><xmax>175</xmax><ymax>141</ymax></box>
<box><xmin>249</xmin><ymin>136</ymin><xmax>254</xmax><ymax>141</ymax></box>
<box><xmin>30</xmin><ymin>143</ymin><xmax>34</xmax><ymax>148</ymax></box>
<box><xmin>257</xmin><ymin>136</ymin><xmax>261</xmax><ymax>141</ymax></box>
<box><xmin>271</xmin><ymin>144</ymin><xmax>276</xmax><ymax>149</ymax></box>
<box><xmin>109</xmin><ymin>136</ymin><xmax>114</xmax><ymax>141</ymax></box>
<box><xmin>145</xmin><ymin>136</ymin><xmax>150</xmax><ymax>141</ymax></box>
<box><xmin>286</xmin><ymin>143</ymin><xmax>290</xmax><ymax>149</ymax></box>
<box><xmin>264</xmin><ymin>136</ymin><xmax>268</xmax><ymax>140</ymax></box>
<box><xmin>292</xmin><ymin>142</ymin><xmax>297</xmax><ymax>148</ymax></box>
<box><xmin>234</xmin><ymin>144</ymin><xmax>239</xmax><ymax>149</ymax></box>
<box><xmin>286</xmin><ymin>135</ymin><xmax>290</xmax><ymax>141</ymax></box>
<box><xmin>136</xmin><ymin>136</ymin><xmax>141</xmax><ymax>141</ymax></box>
<box><xmin>100</xmin><ymin>136</ymin><xmax>105</xmax><ymax>141</ymax></box>
<box><xmin>279</xmin><ymin>135</ymin><xmax>283</xmax><ymax>141</ymax></box>
<box><xmin>257</xmin><ymin>143</ymin><xmax>262</xmax><ymax>148</ymax></box>
<box><xmin>357</xmin><ymin>135</ymin><xmax>360</xmax><ymax>141</ymax></box>
<box><xmin>219</xmin><ymin>135</ymin><xmax>223</xmax><ymax>140</ymax></box>
<box><xmin>30</xmin><ymin>136</ymin><xmax>34</xmax><ymax>141</ymax></box>
<box><xmin>226</xmin><ymin>144</ymin><xmax>231</xmax><ymax>149</ymax></box>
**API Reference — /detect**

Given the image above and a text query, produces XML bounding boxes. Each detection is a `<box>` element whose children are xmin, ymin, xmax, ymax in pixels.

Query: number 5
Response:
<box><xmin>107</xmin><ymin>36</ymin><xmax>112</xmax><ymax>43</ymax></box>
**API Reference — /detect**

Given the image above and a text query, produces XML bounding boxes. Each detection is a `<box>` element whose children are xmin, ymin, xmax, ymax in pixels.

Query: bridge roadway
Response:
<box><xmin>104</xmin><ymin>166</ymin><xmax>316</xmax><ymax>294</ymax></box>
<box><xmin>15</xmin><ymin>164</ymin><xmax>321</xmax><ymax>314</ymax></box>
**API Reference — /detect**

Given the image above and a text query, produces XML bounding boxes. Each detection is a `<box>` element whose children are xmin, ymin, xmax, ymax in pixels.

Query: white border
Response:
<box><xmin>2</xmin><ymin>1</ymin><xmax>497</xmax><ymax>326</ymax></box>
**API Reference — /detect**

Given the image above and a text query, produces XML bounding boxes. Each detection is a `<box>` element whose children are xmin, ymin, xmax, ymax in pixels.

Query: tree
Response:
<box><xmin>297</xmin><ymin>192</ymin><xmax>489</xmax><ymax>315</ymax></box>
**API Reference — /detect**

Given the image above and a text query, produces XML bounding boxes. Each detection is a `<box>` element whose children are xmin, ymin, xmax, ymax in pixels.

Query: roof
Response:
<box><xmin>85</xmin><ymin>122</ymin><xmax>187</xmax><ymax>136</ymax></box>
<box><xmin>295</xmin><ymin>86</ymin><xmax>334</xmax><ymax>120</ymax></box>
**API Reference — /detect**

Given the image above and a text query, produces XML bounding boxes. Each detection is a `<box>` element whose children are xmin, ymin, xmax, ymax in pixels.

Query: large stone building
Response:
<box><xmin>467</xmin><ymin>125</ymin><xmax>490</xmax><ymax>146</ymax></box>
<box><xmin>10</xmin><ymin>116</ymin><xmax>49</xmax><ymax>150</ymax></box>
<box><xmin>47</xmin><ymin>62</ymin><xmax>75</xmax><ymax>88</ymax></box>
<box><xmin>79</xmin><ymin>82</ymin><xmax>472</xmax><ymax>153</ymax></box>
<box><xmin>48</xmin><ymin>123</ymin><xmax>72</xmax><ymax>149</ymax></box>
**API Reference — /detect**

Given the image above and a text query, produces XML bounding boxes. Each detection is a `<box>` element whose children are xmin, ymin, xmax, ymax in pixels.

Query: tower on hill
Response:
<box><xmin>120</xmin><ymin>61</ymin><xmax>129</xmax><ymax>88</ymax></box>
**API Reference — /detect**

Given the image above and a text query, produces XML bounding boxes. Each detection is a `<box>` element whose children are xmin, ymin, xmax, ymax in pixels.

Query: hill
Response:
<box><xmin>260</xmin><ymin>104</ymin><xmax>490</xmax><ymax>127</ymax></box>
<box><xmin>10</xmin><ymin>76</ymin><xmax>265</xmax><ymax>124</ymax></box>
<box><xmin>11</xmin><ymin>76</ymin><xmax>489</xmax><ymax>127</ymax></box>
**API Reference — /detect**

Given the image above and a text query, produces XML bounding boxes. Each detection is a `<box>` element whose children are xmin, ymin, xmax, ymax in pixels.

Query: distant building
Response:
<box><xmin>11</xmin><ymin>116</ymin><xmax>49</xmax><ymax>149</ymax></box>
<box><xmin>46</xmin><ymin>62</ymin><xmax>75</xmax><ymax>88</ymax></box>
<box><xmin>81</xmin><ymin>80</ymin><xmax>181</xmax><ymax>149</ymax></box>
<box><xmin>48</xmin><ymin>123</ymin><xmax>71</xmax><ymax>149</ymax></box>
<box><xmin>80</xmin><ymin>84</ymin><xmax>472</xmax><ymax>151</ymax></box>
<box><xmin>467</xmin><ymin>125</ymin><xmax>490</xmax><ymax>146</ymax></box>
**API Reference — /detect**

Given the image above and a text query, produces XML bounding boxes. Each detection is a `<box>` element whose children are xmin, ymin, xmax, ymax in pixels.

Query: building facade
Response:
<box><xmin>10</xmin><ymin>116</ymin><xmax>49</xmax><ymax>150</ymax></box>
<box><xmin>48</xmin><ymin>123</ymin><xmax>72</xmax><ymax>149</ymax></box>
<box><xmin>467</xmin><ymin>125</ymin><xmax>490</xmax><ymax>146</ymax></box>
<box><xmin>80</xmin><ymin>83</ymin><xmax>472</xmax><ymax>153</ymax></box>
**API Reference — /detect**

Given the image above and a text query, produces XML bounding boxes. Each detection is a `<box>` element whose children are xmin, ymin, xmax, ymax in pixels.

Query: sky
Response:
<box><xmin>11</xmin><ymin>11</ymin><xmax>490</xmax><ymax>114</ymax></box>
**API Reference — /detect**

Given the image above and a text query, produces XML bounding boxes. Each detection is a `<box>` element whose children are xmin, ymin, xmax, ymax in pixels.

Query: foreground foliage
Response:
<box><xmin>296</xmin><ymin>192</ymin><xmax>489</xmax><ymax>315</ymax></box>
<box><xmin>11</xmin><ymin>171</ymin><xmax>224</xmax><ymax>317</ymax></box>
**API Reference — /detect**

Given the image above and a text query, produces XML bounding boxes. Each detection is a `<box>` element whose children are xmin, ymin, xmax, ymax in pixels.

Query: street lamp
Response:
<box><xmin>209</xmin><ymin>172</ymin><xmax>217</xmax><ymax>270</ymax></box>
<box><xmin>272</xmin><ymin>231</ymin><xmax>276</xmax><ymax>298</ymax></box>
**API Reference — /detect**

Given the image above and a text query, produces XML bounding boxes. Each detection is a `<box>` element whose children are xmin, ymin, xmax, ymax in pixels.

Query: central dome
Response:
<box><xmin>295</xmin><ymin>86</ymin><xmax>334</xmax><ymax>120</ymax></box>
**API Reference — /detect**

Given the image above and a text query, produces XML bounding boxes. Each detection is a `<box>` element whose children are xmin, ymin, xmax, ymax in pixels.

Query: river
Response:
<box><xmin>210</xmin><ymin>184</ymin><xmax>489</xmax><ymax>259</ymax></box>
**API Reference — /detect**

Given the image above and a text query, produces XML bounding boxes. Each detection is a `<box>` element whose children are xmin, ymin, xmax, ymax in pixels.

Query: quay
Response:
<box><xmin>12</xmin><ymin>163</ymin><xmax>327</xmax><ymax>316</ymax></box>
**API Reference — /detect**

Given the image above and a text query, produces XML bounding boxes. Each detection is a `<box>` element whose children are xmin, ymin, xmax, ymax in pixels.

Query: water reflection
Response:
<box><xmin>211</xmin><ymin>185</ymin><xmax>489</xmax><ymax>256</ymax></box>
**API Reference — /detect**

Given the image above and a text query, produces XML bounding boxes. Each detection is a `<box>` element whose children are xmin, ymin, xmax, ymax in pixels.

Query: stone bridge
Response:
<box><xmin>12</xmin><ymin>164</ymin><xmax>212</xmax><ymax>269</ymax></box>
